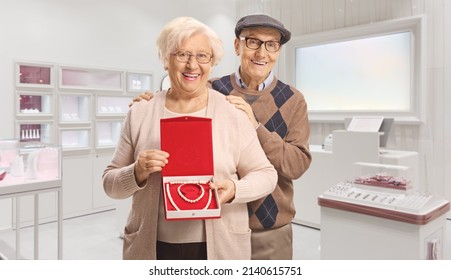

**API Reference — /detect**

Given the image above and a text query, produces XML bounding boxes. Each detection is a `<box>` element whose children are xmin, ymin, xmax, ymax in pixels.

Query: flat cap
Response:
<box><xmin>235</xmin><ymin>14</ymin><xmax>291</xmax><ymax>45</ymax></box>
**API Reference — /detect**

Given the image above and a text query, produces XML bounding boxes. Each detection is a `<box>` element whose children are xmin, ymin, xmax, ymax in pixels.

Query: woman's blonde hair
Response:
<box><xmin>156</xmin><ymin>17</ymin><xmax>224</xmax><ymax>67</ymax></box>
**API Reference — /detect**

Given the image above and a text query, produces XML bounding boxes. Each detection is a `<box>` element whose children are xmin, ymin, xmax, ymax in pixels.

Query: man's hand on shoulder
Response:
<box><xmin>128</xmin><ymin>91</ymin><xmax>154</xmax><ymax>107</ymax></box>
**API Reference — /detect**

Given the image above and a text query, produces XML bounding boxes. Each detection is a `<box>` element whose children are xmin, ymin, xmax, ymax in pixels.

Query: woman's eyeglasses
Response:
<box><xmin>171</xmin><ymin>51</ymin><xmax>213</xmax><ymax>64</ymax></box>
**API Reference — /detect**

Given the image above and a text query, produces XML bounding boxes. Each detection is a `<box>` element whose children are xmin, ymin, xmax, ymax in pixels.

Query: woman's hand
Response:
<box><xmin>209</xmin><ymin>179</ymin><xmax>236</xmax><ymax>205</ymax></box>
<box><xmin>225</xmin><ymin>95</ymin><xmax>258</xmax><ymax>128</ymax></box>
<box><xmin>134</xmin><ymin>149</ymin><xmax>169</xmax><ymax>184</ymax></box>
<box><xmin>128</xmin><ymin>91</ymin><xmax>154</xmax><ymax>107</ymax></box>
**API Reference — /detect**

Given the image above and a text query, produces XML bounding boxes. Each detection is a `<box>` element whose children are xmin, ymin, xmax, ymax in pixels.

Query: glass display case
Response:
<box><xmin>95</xmin><ymin>121</ymin><xmax>122</xmax><ymax>148</ymax></box>
<box><xmin>59</xmin><ymin>66</ymin><xmax>123</xmax><ymax>91</ymax></box>
<box><xmin>59</xmin><ymin>128</ymin><xmax>91</xmax><ymax>151</ymax></box>
<box><xmin>126</xmin><ymin>72</ymin><xmax>152</xmax><ymax>92</ymax></box>
<box><xmin>16</xmin><ymin>62</ymin><xmax>54</xmax><ymax>88</ymax></box>
<box><xmin>0</xmin><ymin>139</ymin><xmax>19</xmax><ymax>173</ymax></box>
<box><xmin>16</xmin><ymin>92</ymin><xmax>53</xmax><ymax>116</ymax></box>
<box><xmin>59</xmin><ymin>94</ymin><xmax>91</xmax><ymax>123</ymax></box>
<box><xmin>19</xmin><ymin>143</ymin><xmax>62</xmax><ymax>180</ymax></box>
<box><xmin>96</xmin><ymin>96</ymin><xmax>129</xmax><ymax>116</ymax></box>
<box><xmin>352</xmin><ymin>162</ymin><xmax>413</xmax><ymax>191</ymax></box>
<box><xmin>0</xmin><ymin>141</ymin><xmax>61</xmax><ymax>182</ymax></box>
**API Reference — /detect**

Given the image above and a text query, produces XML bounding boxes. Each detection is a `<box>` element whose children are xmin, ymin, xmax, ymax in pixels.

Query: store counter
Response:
<box><xmin>318</xmin><ymin>182</ymin><xmax>449</xmax><ymax>259</ymax></box>
<box><xmin>293</xmin><ymin>130</ymin><xmax>419</xmax><ymax>229</ymax></box>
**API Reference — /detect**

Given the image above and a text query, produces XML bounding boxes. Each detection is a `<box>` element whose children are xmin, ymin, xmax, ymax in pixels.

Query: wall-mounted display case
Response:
<box><xmin>16</xmin><ymin>92</ymin><xmax>53</xmax><ymax>117</ymax></box>
<box><xmin>15</xmin><ymin>62</ymin><xmax>54</xmax><ymax>89</ymax></box>
<box><xmin>17</xmin><ymin>122</ymin><xmax>53</xmax><ymax>144</ymax></box>
<box><xmin>59</xmin><ymin>94</ymin><xmax>91</xmax><ymax>123</ymax></box>
<box><xmin>59</xmin><ymin>128</ymin><xmax>91</xmax><ymax>151</ymax></box>
<box><xmin>96</xmin><ymin>96</ymin><xmax>130</xmax><ymax>116</ymax></box>
<box><xmin>59</xmin><ymin>66</ymin><xmax>124</xmax><ymax>91</ymax></box>
<box><xmin>95</xmin><ymin>121</ymin><xmax>122</xmax><ymax>148</ymax></box>
<box><xmin>126</xmin><ymin>72</ymin><xmax>152</xmax><ymax>92</ymax></box>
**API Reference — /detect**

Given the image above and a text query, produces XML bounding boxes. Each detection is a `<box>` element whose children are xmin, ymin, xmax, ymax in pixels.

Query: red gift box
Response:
<box><xmin>160</xmin><ymin>116</ymin><xmax>220</xmax><ymax>220</ymax></box>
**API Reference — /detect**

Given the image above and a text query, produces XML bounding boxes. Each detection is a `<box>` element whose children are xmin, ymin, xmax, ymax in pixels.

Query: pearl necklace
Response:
<box><xmin>165</xmin><ymin>182</ymin><xmax>213</xmax><ymax>211</ymax></box>
<box><xmin>177</xmin><ymin>183</ymin><xmax>204</xmax><ymax>203</ymax></box>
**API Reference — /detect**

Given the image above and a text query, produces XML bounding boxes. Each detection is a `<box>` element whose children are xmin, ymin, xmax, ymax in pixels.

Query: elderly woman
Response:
<box><xmin>102</xmin><ymin>16</ymin><xmax>277</xmax><ymax>260</ymax></box>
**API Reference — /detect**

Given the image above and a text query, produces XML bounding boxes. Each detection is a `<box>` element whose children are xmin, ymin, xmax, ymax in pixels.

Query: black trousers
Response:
<box><xmin>156</xmin><ymin>240</ymin><xmax>207</xmax><ymax>260</ymax></box>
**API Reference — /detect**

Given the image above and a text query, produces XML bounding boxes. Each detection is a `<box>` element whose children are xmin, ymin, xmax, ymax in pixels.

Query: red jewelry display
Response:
<box><xmin>160</xmin><ymin>116</ymin><xmax>220</xmax><ymax>220</ymax></box>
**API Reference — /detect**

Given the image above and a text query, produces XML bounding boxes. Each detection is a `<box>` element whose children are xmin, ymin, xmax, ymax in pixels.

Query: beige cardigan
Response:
<box><xmin>103</xmin><ymin>89</ymin><xmax>277</xmax><ymax>259</ymax></box>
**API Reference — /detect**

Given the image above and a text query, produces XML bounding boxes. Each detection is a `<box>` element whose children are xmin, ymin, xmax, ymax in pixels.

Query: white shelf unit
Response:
<box><xmin>9</xmin><ymin>60</ymin><xmax>153</xmax><ymax>223</ymax></box>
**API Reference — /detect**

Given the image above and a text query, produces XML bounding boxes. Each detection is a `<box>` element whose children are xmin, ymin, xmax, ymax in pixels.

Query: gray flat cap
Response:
<box><xmin>235</xmin><ymin>14</ymin><xmax>291</xmax><ymax>45</ymax></box>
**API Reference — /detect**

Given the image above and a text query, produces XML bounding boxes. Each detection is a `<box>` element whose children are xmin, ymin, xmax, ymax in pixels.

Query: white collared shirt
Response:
<box><xmin>235</xmin><ymin>67</ymin><xmax>274</xmax><ymax>91</ymax></box>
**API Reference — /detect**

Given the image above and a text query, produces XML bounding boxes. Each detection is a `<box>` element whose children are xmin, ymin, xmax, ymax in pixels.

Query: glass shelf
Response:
<box><xmin>59</xmin><ymin>94</ymin><xmax>90</xmax><ymax>123</ymax></box>
<box><xmin>16</xmin><ymin>92</ymin><xmax>53</xmax><ymax>116</ymax></box>
<box><xmin>126</xmin><ymin>72</ymin><xmax>152</xmax><ymax>92</ymax></box>
<box><xmin>60</xmin><ymin>128</ymin><xmax>91</xmax><ymax>151</ymax></box>
<box><xmin>60</xmin><ymin>66</ymin><xmax>123</xmax><ymax>91</ymax></box>
<box><xmin>17</xmin><ymin>123</ymin><xmax>53</xmax><ymax>144</ymax></box>
<box><xmin>96</xmin><ymin>96</ymin><xmax>130</xmax><ymax>116</ymax></box>
<box><xmin>16</xmin><ymin>62</ymin><xmax>54</xmax><ymax>88</ymax></box>
<box><xmin>96</xmin><ymin>121</ymin><xmax>122</xmax><ymax>148</ymax></box>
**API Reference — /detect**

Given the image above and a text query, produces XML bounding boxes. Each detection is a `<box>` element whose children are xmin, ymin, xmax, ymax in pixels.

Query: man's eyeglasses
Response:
<box><xmin>171</xmin><ymin>51</ymin><xmax>213</xmax><ymax>64</ymax></box>
<box><xmin>240</xmin><ymin>37</ymin><xmax>281</xmax><ymax>52</ymax></box>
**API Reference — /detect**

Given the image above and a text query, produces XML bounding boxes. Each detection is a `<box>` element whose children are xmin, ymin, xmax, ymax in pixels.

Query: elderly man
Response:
<box><xmin>132</xmin><ymin>14</ymin><xmax>312</xmax><ymax>260</ymax></box>
<box><xmin>210</xmin><ymin>14</ymin><xmax>311</xmax><ymax>260</ymax></box>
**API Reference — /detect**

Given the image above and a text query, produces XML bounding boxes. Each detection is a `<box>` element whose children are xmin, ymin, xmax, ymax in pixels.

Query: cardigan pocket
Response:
<box><xmin>122</xmin><ymin>223</ymin><xmax>142</xmax><ymax>259</ymax></box>
<box><xmin>213</xmin><ymin>228</ymin><xmax>251</xmax><ymax>260</ymax></box>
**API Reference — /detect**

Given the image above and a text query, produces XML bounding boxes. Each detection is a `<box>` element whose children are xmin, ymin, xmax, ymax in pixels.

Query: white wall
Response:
<box><xmin>0</xmin><ymin>0</ymin><xmax>238</xmax><ymax>138</ymax></box>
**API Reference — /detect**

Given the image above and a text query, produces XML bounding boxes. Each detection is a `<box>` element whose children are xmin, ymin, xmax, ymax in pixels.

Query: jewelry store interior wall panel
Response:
<box><xmin>1</xmin><ymin>0</ymin><xmax>450</xmax><ymax>260</ymax></box>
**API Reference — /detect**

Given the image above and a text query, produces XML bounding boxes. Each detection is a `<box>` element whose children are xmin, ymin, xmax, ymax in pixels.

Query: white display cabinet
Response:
<box><xmin>59</xmin><ymin>128</ymin><xmax>91</xmax><ymax>151</ymax></box>
<box><xmin>16</xmin><ymin>121</ymin><xmax>53</xmax><ymax>144</ymax></box>
<box><xmin>59</xmin><ymin>66</ymin><xmax>124</xmax><ymax>92</ymax></box>
<box><xmin>96</xmin><ymin>96</ymin><xmax>130</xmax><ymax>116</ymax></box>
<box><xmin>126</xmin><ymin>72</ymin><xmax>153</xmax><ymax>92</ymax></box>
<box><xmin>59</xmin><ymin>93</ymin><xmax>91</xmax><ymax>124</ymax></box>
<box><xmin>16</xmin><ymin>91</ymin><xmax>53</xmax><ymax>117</ymax></box>
<box><xmin>95</xmin><ymin>120</ymin><xmax>122</xmax><ymax>149</ymax></box>
<box><xmin>15</xmin><ymin>61</ymin><xmax>55</xmax><ymax>89</ymax></box>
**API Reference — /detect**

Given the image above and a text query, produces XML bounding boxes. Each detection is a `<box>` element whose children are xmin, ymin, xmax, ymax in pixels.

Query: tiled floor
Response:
<box><xmin>0</xmin><ymin>210</ymin><xmax>448</xmax><ymax>260</ymax></box>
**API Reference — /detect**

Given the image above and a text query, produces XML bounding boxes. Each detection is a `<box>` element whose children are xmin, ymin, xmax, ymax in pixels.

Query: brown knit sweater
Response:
<box><xmin>211</xmin><ymin>74</ymin><xmax>312</xmax><ymax>230</ymax></box>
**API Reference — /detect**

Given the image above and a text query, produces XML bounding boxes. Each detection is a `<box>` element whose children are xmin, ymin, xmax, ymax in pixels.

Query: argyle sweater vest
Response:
<box><xmin>211</xmin><ymin>74</ymin><xmax>308</xmax><ymax>231</ymax></box>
